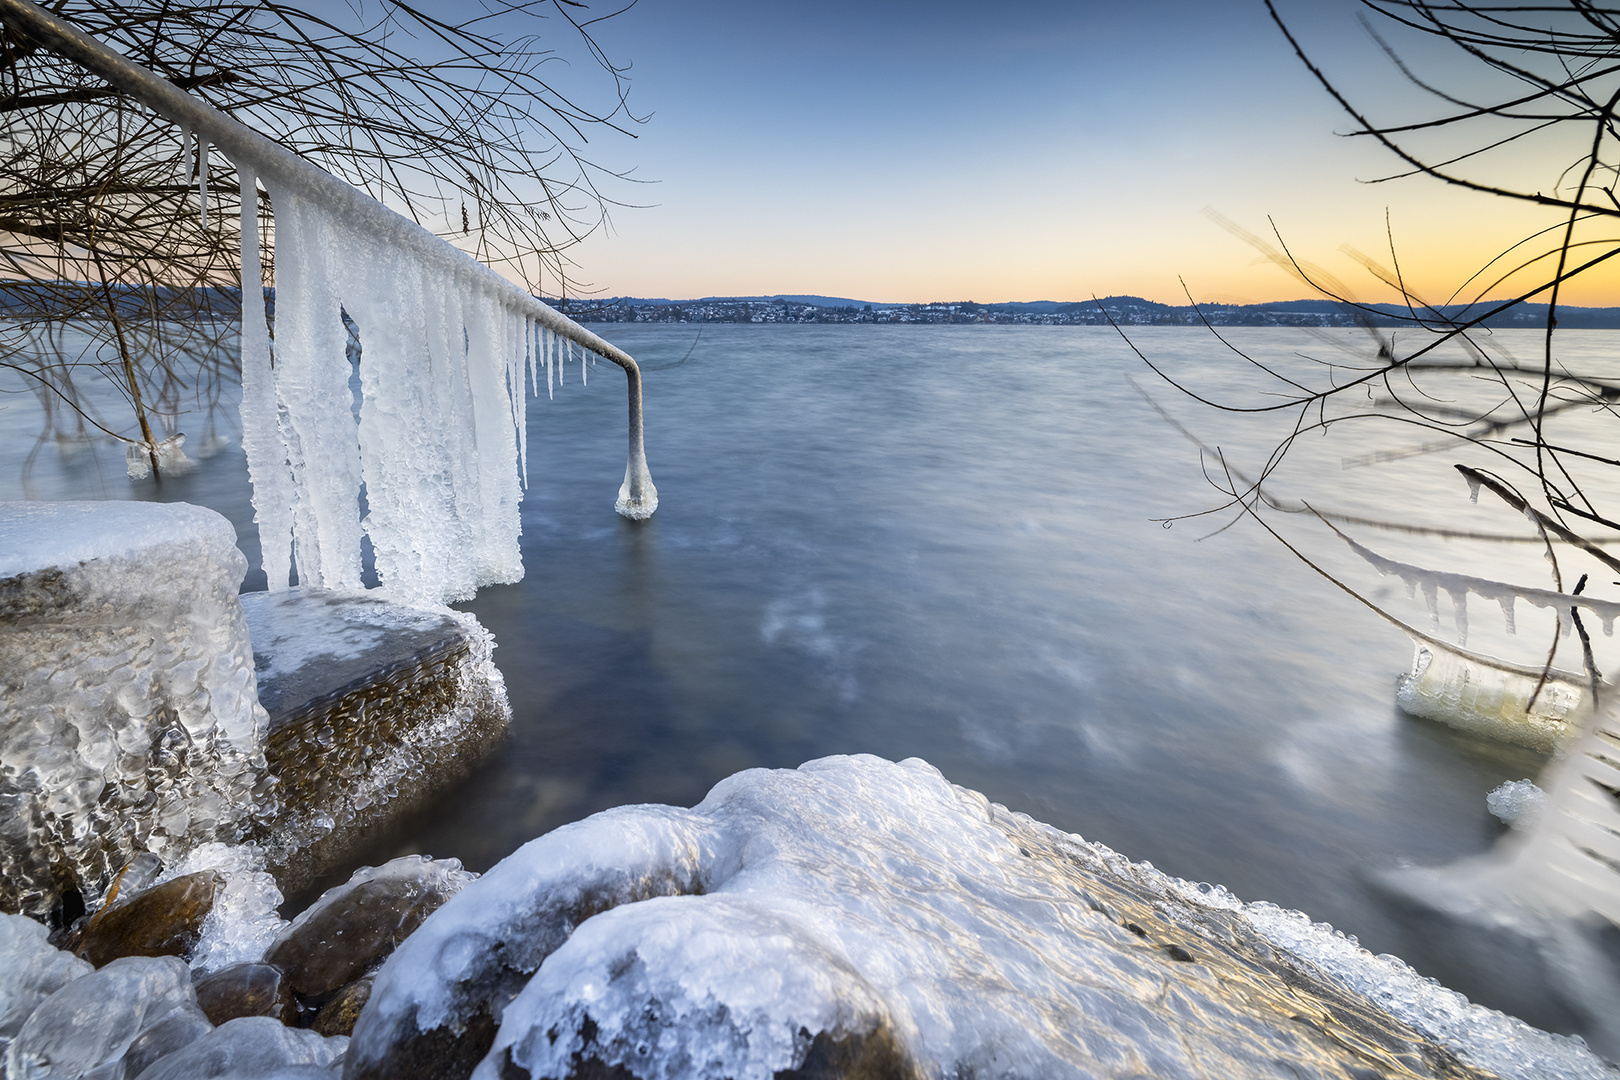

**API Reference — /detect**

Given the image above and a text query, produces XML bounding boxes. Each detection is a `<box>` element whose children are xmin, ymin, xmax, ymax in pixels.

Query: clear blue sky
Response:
<box><xmin>485</xmin><ymin>1</ymin><xmax>1594</xmax><ymax>304</ymax></box>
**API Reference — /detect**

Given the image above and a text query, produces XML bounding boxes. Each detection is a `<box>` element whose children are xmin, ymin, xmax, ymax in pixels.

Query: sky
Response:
<box><xmin>511</xmin><ymin>0</ymin><xmax>1617</xmax><ymax>306</ymax></box>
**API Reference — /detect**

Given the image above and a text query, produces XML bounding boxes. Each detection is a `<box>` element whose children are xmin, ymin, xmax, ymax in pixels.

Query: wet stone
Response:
<box><xmin>264</xmin><ymin>856</ymin><xmax>472</xmax><ymax>999</ymax></box>
<box><xmin>310</xmin><ymin>975</ymin><xmax>372</xmax><ymax>1038</ymax></box>
<box><xmin>194</xmin><ymin>962</ymin><xmax>296</xmax><ymax>1026</ymax></box>
<box><xmin>76</xmin><ymin>870</ymin><xmax>224</xmax><ymax>968</ymax></box>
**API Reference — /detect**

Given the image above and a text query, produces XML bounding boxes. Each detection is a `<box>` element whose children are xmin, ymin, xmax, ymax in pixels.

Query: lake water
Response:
<box><xmin>9</xmin><ymin>322</ymin><xmax>1617</xmax><ymax>1026</ymax></box>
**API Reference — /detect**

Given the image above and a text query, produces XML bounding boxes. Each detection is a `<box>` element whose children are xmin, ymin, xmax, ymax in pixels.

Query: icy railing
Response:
<box><xmin>0</xmin><ymin>0</ymin><xmax>657</xmax><ymax>604</ymax></box>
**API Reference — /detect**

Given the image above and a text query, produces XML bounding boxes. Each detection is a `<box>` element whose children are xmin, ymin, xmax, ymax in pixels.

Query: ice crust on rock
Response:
<box><xmin>240</xmin><ymin>174</ymin><xmax>571</xmax><ymax>603</ymax></box>
<box><xmin>130</xmin><ymin>1018</ymin><xmax>345</xmax><ymax>1080</ymax></box>
<box><xmin>0</xmin><ymin>502</ymin><xmax>270</xmax><ymax>914</ymax></box>
<box><xmin>263</xmin><ymin>855</ymin><xmax>474</xmax><ymax>998</ymax></box>
<box><xmin>353</xmin><ymin>755</ymin><xmax>1604</xmax><ymax>1080</ymax></box>
<box><xmin>0</xmin><ymin>914</ymin><xmax>92</xmax><ymax>1062</ymax></box>
<box><xmin>158</xmin><ymin>844</ymin><xmax>288</xmax><ymax>976</ymax></box>
<box><xmin>6</xmin><ymin>955</ymin><xmax>200</xmax><ymax>1080</ymax></box>
<box><xmin>239</xmin><ymin>589</ymin><xmax>510</xmax><ymax>893</ymax></box>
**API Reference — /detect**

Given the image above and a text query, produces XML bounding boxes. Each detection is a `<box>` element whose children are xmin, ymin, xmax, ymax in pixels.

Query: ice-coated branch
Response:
<box><xmin>0</xmin><ymin>0</ymin><xmax>657</xmax><ymax>531</ymax></box>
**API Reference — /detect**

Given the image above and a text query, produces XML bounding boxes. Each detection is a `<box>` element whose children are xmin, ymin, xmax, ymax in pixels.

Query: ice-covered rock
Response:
<box><xmin>119</xmin><ymin>1005</ymin><xmax>213</xmax><ymax>1080</ymax></box>
<box><xmin>242</xmin><ymin>589</ymin><xmax>509</xmax><ymax>893</ymax></box>
<box><xmin>0</xmin><ymin>914</ymin><xmax>92</xmax><ymax>1063</ymax></box>
<box><xmin>262</xmin><ymin>855</ymin><xmax>475</xmax><ymax>999</ymax></box>
<box><xmin>5</xmin><ymin>955</ymin><xmax>200</xmax><ymax>1079</ymax></box>
<box><xmin>0</xmin><ymin>501</ymin><xmax>269</xmax><ymax>917</ymax></box>
<box><xmin>129</xmin><ymin>1017</ymin><xmax>346</xmax><ymax>1080</ymax></box>
<box><xmin>158</xmin><ymin>845</ymin><xmax>287</xmax><ymax>976</ymax></box>
<box><xmin>351</xmin><ymin>755</ymin><xmax>1588</xmax><ymax>1080</ymax></box>
<box><xmin>73</xmin><ymin>871</ymin><xmax>223</xmax><ymax>968</ymax></box>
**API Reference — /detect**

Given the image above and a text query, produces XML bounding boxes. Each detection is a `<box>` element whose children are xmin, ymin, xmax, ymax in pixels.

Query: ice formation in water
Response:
<box><xmin>352</xmin><ymin>755</ymin><xmax>1611</xmax><ymax>1080</ymax></box>
<box><xmin>0</xmin><ymin>502</ymin><xmax>271</xmax><ymax>915</ymax></box>
<box><xmin>1375</xmin><ymin>691</ymin><xmax>1620</xmax><ymax>1062</ymax></box>
<box><xmin>237</xmin><ymin>169</ymin><xmax>604</xmax><ymax>603</ymax></box>
<box><xmin>1397</xmin><ymin>639</ymin><xmax>1591</xmax><ymax>752</ymax></box>
<box><xmin>1486</xmin><ymin>779</ymin><xmax>1547</xmax><ymax>828</ymax></box>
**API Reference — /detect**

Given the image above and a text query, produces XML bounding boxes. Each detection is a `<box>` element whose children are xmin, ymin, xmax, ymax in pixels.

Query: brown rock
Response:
<box><xmin>310</xmin><ymin>974</ymin><xmax>373</xmax><ymax>1037</ymax></box>
<box><xmin>75</xmin><ymin>870</ymin><xmax>223</xmax><ymax>968</ymax></box>
<box><xmin>194</xmin><ymin>962</ymin><xmax>296</xmax><ymax>1026</ymax></box>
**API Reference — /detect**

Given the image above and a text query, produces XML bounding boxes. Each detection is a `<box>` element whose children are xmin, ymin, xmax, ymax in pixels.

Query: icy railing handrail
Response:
<box><xmin>0</xmin><ymin>0</ymin><xmax>656</xmax><ymax>520</ymax></box>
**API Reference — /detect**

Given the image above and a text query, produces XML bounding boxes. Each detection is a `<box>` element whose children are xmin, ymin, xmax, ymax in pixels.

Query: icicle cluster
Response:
<box><xmin>238</xmin><ymin>173</ymin><xmax>581</xmax><ymax>603</ymax></box>
<box><xmin>1344</xmin><ymin>533</ymin><xmax>1620</xmax><ymax>645</ymax></box>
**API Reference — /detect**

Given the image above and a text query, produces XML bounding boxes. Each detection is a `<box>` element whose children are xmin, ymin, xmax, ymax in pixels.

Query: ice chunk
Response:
<box><xmin>0</xmin><ymin>915</ymin><xmax>92</xmax><ymax>1059</ymax></box>
<box><xmin>158</xmin><ymin>844</ymin><xmax>287</xmax><ymax>975</ymax></box>
<box><xmin>0</xmin><ymin>502</ymin><xmax>270</xmax><ymax>916</ymax></box>
<box><xmin>355</xmin><ymin>755</ymin><xmax>1602</xmax><ymax>1080</ymax></box>
<box><xmin>129</xmin><ymin>1017</ymin><xmax>346</xmax><ymax>1080</ymax></box>
<box><xmin>6</xmin><ymin>955</ymin><xmax>198</xmax><ymax>1080</ymax></box>
<box><xmin>124</xmin><ymin>433</ymin><xmax>194</xmax><ymax>480</ymax></box>
<box><xmin>1486</xmin><ymin>779</ymin><xmax>1547</xmax><ymax>828</ymax></box>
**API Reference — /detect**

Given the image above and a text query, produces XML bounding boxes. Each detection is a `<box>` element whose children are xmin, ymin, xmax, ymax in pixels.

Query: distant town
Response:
<box><xmin>549</xmin><ymin>294</ymin><xmax>1620</xmax><ymax>330</ymax></box>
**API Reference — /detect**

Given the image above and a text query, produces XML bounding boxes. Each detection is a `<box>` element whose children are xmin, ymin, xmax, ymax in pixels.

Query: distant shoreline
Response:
<box><xmin>6</xmin><ymin>281</ymin><xmax>1617</xmax><ymax>329</ymax></box>
<box><xmin>550</xmin><ymin>294</ymin><xmax>1620</xmax><ymax>329</ymax></box>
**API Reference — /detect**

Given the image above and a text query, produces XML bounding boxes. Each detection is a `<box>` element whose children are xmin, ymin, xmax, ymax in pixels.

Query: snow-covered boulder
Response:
<box><xmin>351</xmin><ymin>755</ymin><xmax>1608</xmax><ymax>1080</ymax></box>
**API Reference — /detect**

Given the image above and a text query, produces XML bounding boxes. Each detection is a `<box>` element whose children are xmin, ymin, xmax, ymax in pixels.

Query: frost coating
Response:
<box><xmin>356</xmin><ymin>755</ymin><xmax>1596</xmax><ymax>1080</ymax></box>
<box><xmin>0</xmin><ymin>502</ymin><xmax>270</xmax><ymax>915</ymax></box>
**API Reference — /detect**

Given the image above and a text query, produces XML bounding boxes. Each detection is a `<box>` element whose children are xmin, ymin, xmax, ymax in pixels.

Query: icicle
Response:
<box><xmin>1499</xmin><ymin>595</ymin><xmax>1517</xmax><ymax>635</ymax></box>
<box><xmin>1449</xmin><ymin>589</ymin><xmax>1469</xmax><ymax>646</ymax></box>
<box><xmin>1604</xmin><ymin>614</ymin><xmax>1615</xmax><ymax>637</ymax></box>
<box><xmin>583</xmin><ymin>347</ymin><xmax>589</xmax><ymax>386</ymax></box>
<box><xmin>179</xmin><ymin>124</ymin><xmax>192</xmax><ymax>185</ymax></box>
<box><xmin>236</xmin><ymin>171</ymin><xmax>295</xmax><ymax>591</ymax></box>
<box><xmin>261</xmin><ymin>183</ymin><xmax>365</xmax><ymax>590</ymax></box>
<box><xmin>1467</xmin><ymin>475</ymin><xmax>1482</xmax><ymax>504</ymax></box>
<box><xmin>527</xmin><ymin>319</ymin><xmax>539</xmax><ymax>399</ymax></box>
<box><xmin>198</xmin><ymin>141</ymin><xmax>209</xmax><ymax>230</ymax></box>
<box><xmin>1421</xmin><ymin>577</ymin><xmax>1441</xmax><ymax>632</ymax></box>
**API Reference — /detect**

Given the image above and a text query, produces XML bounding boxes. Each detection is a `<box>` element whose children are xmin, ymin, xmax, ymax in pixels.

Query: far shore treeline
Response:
<box><xmin>9</xmin><ymin>280</ymin><xmax>1620</xmax><ymax>329</ymax></box>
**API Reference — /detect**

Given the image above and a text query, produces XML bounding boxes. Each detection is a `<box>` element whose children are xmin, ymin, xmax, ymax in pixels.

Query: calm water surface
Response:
<box><xmin>9</xmin><ymin>323</ymin><xmax>1604</xmax><ymax>1010</ymax></box>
